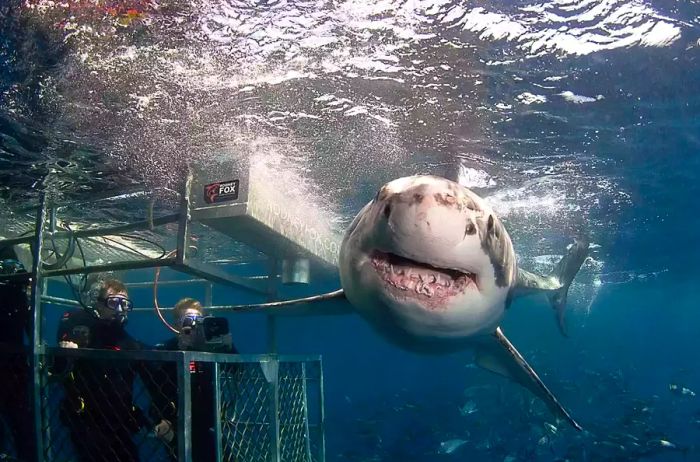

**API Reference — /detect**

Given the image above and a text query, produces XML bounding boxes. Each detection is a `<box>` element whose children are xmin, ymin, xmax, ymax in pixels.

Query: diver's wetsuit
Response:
<box><xmin>0</xmin><ymin>276</ymin><xmax>37</xmax><ymax>462</ymax></box>
<box><xmin>55</xmin><ymin>310</ymin><xmax>149</xmax><ymax>462</ymax></box>
<box><xmin>152</xmin><ymin>337</ymin><xmax>239</xmax><ymax>462</ymax></box>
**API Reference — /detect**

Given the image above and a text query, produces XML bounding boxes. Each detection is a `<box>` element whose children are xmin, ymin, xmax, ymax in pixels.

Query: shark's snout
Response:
<box><xmin>382</xmin><ymin>185</ymin><xmax>482</xmax><ymax>252</ymax></box>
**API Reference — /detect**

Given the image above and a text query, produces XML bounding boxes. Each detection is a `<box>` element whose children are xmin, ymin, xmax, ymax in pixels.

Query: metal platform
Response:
<box><xmin>190</xmin><ymin>160</ymin><xmax>341</xmax><ymax>270</ymax></box>
<box><xmin>0</xmin><ymin>161</ymin><xmax>348</xmax><ymax>312</ymax></box>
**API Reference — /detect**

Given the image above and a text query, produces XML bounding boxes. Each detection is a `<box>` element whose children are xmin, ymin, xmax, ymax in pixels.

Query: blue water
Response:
<box><xmin>39</xmin><ymin>270</ymin><xmax>700</xmax><ymax>460</ymax></box>
<box><xmin>3</xmin><ymin>0</ymin><xmax>700</xmax><ymax>460</ymax></box>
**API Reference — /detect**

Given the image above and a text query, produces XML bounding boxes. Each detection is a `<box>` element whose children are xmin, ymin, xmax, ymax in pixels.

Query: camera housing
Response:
<box><xmin>181</xmin><ymin>316</ymin><xmax>231</xmax><ymax>352</ymax></box>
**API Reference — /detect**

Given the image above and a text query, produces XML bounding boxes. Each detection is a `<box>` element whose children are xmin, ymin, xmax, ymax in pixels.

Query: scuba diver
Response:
<box><xmin>0</xmin><ymin>248</ymin><xmax>37</xmax><ymax>462</ymax></box>
<box><xmin>54</xmin><ymin>276</ymin><xmax>150</xmax><ymax>462</ymax></box>
<box><xmin>151</xmin><ymin>298</ymin><xmax>238</xmax><ymax>461</ymax></box>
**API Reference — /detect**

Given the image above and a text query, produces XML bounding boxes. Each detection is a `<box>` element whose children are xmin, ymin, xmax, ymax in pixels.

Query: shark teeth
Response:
<box><xmin>370</xmin><ymin>250</ymin><xmax>477</xmax><ymax>298</ymax></box>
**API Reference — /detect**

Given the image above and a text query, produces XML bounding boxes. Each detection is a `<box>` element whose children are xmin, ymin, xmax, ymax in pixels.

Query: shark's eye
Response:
<box><xmin>383</xmin><ymin>203</ymin><xmax>392</xmax><ymax>219</ymax></box>
<box><xmin>464</xmin><ymin>221</ymin><xmax>476</xmax><ymax>236</ymax></box>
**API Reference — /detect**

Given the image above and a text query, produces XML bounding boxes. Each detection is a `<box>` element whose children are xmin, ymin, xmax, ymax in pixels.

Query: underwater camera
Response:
<box><xmin>181</xmin><ymin>316</ymin><xmax>231</xmax><ymax>352</ymax></box>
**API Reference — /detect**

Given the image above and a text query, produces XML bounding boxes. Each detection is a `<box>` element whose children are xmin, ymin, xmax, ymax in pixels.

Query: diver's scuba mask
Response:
<box><xmin>103</xmin><ymin>295</ymin><xmax>134</xmax><ymax>312</ymax></box>
<box><xmin>96</xmin><ymin>295</ymin><xmax>133</xmax><ymax>325</ymax></box>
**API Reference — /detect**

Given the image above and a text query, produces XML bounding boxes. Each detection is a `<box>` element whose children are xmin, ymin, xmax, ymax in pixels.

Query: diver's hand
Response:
<box><xmin>222</xmin><ymin>333</ymin><xmax>233</xmax><ymax>348</ymax></box>
<box><xmin>155</xmin><ymin>419</ymin><xmax>174</xmax><ymax>443</ymax></box>
<box><xmin>59</xmin><ymin>341</ymin><xmax>79</xmax><ymax>349</ymax></box>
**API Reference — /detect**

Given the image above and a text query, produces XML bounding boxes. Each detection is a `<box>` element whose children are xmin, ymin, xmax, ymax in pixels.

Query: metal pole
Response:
<box><xmin>176</xmin><ymin>171</ymin><xmax>193</xmax><ymax>266</ymax></box>
<box><xmin>42</xmin><ymin>204</ymin><xmax>56</xmax><ymax>461</ymax></box>
<box><xmin>42</xmin><ymin>256</ymin><xmax>177</xmax><ymax>277</ymax></box>
<box><xmin>268</xmin><ymin>357</ymin><xmax>281</xmax><ymax>462</ymax></box>
<box><xmin>148</xmin><ymin>197</ymin><xmax>155</xmax><ymax>231</ymax></box>
<box><xmin>49</xmin><ymin>205</ymin><xmax>57</xmax><ymax>231</ymax></box>
<box><xmin>176</xmin><ymin>259</ymin><xmax>268</xmax><ymax>294</ymax></box>
<box><xmin>177</xmin><ymin>352</ymin><xmax>193</xmax><ymax>462</ymax></box>
<box><xmin>125</xmin><ymin>279</ymin><xmax>209</xmax><ymax>288</ymax></box>
<box><xmin>67</xmin><ymin>214</ymin><xmax>179</xmax><ymax>238</ymax></box>
<box><xmin>318</xmin><ymin>359</ymin><xmax>326</xmax><ymax>462</ymax></box>
<box><xmin>0</xmin><ymin>213</ymin><xmax>181</xmax><ymax>247</ymax></box>
<box><xmin>205</xmin><ymin>283</ymin><xmax>213</xmax><ymax>307</ymax></box>
<box><xmin>301</xmin><ymin>362</ymin><xmax>312</xmax><ymax>461</ymax></box>
<box><xmin>40</xmin><ymin>295</ymin><xmax>82</xmax><ymax>307</ymax></box>
<box><xmin>266</xmin><ymin>258</ymin><xmax>279</xmax><ymax>354</ymax></box>
<box><xmin>213</xmin><ymin>362</ymin><xmax>223</xmax><ymax>461</ymax></box>
<box><xmin>30</xmin><ymin>193</ymin><xmax>47</xmax><ymax>462</ymax></box>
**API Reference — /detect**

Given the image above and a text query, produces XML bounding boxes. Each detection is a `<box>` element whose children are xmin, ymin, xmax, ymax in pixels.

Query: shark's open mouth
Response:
<box><xmin>370</xmin><ymin>250</ymin><xmax>477</xmax><ymax>300</ymax></box>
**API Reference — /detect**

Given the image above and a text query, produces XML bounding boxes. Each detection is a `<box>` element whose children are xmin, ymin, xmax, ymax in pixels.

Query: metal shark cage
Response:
<box><xmin>0</xmin><ymin>161</ymin><xmax>344</xmax><ymax>462</ymax></box>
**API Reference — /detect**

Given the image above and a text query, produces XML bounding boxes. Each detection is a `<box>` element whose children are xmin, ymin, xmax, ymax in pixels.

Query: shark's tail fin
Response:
<box><xmin>547</xmin><ymin>238</ymin><xmax>590</xmax><ymax>337</ymax></box>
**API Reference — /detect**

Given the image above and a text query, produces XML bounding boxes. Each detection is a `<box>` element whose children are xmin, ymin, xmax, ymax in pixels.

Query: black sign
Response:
<box><xmin>204</xmin><ymin>180</ymin><xmax>240</xmax><ymax>204</ymax></box>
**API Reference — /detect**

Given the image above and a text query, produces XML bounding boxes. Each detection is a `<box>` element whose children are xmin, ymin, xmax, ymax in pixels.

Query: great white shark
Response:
<box><xmin>338</xmin><ymin>175</ymin><xmax>588</xmax><ymax>429</ymax></box>
<box><xmin>235</xmin><ymin>174</ymin><xmax>589</xmax><ymax>429</ymax></box>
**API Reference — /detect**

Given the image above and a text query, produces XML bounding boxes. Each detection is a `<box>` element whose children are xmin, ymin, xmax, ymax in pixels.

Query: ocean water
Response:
<box><xmin>1</xmin><ymin>0</ymin><xmax>700</xmax><ymax>461</ymax></box>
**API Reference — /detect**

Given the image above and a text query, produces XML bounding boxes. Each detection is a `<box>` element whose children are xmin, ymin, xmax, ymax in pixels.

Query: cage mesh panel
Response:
<box><xmin>0</xmin><ymin>211</ymin><xmax>35</xmax><ymax>238</ymax></box>
<box><xmin>279</xmin><ymin>362</ymin><xmax>309</xmax><ymax>462</ymax></box>
<box><xmin>0</xmin><ymin>348</ymin><xmax>34</xmax><ymax>460</ymax></box>
<box><xmin>220</xmin><ymin>362</ymin><xmax>272</xmax><ymax>462</ymax></box>
<box><xmin>42</xmin><ymin>353</ymin><xmax>178</xmax><ymax>462</ymax></box>
<box><xmin>302</xmin><ymin>361</ymin><xmax>323</xmax><ymax>462</ymax></box>
<box><xmin>1</xmin><ymin>349</ymin><xmax>323</xmax><ymax>462</ymax></box>
<box><xmin>218</xmin><ymin>360</ymin><xmax>321</xmax><ymax>462</ymax></box>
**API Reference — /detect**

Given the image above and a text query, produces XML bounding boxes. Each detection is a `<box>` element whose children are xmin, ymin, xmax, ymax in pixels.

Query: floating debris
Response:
<box><xmin>650</xmin><ymin>439</ymin><xmax>677</xmax><ymax>449</ymax></box>
<box><xmin>438</xmin><ymin>439</ymin><xmax>468</xmax><ymax>455</ymax></box>
<box><xmin>459</xmin><ymin>400</ymin><xmax>478</xmax><ymax>416</ymax></box>
<box><xmin>669</xmin><ymin>384</ymin><xmax>696</xmax><ymax>397</ymax></box>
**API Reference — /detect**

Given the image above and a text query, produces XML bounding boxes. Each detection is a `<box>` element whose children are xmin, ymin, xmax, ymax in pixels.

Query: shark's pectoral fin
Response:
<box><xmin>474</xmin><ymin>327</ymin><xmax>582</xmax><ymax>431</ymax></box>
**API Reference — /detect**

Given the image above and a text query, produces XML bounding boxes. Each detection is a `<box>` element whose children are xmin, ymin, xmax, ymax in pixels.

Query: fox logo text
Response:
<box><xmin>204</xmin><ymin>180</ymin><xmax>240</xmax><ymax>204</ymax></box>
